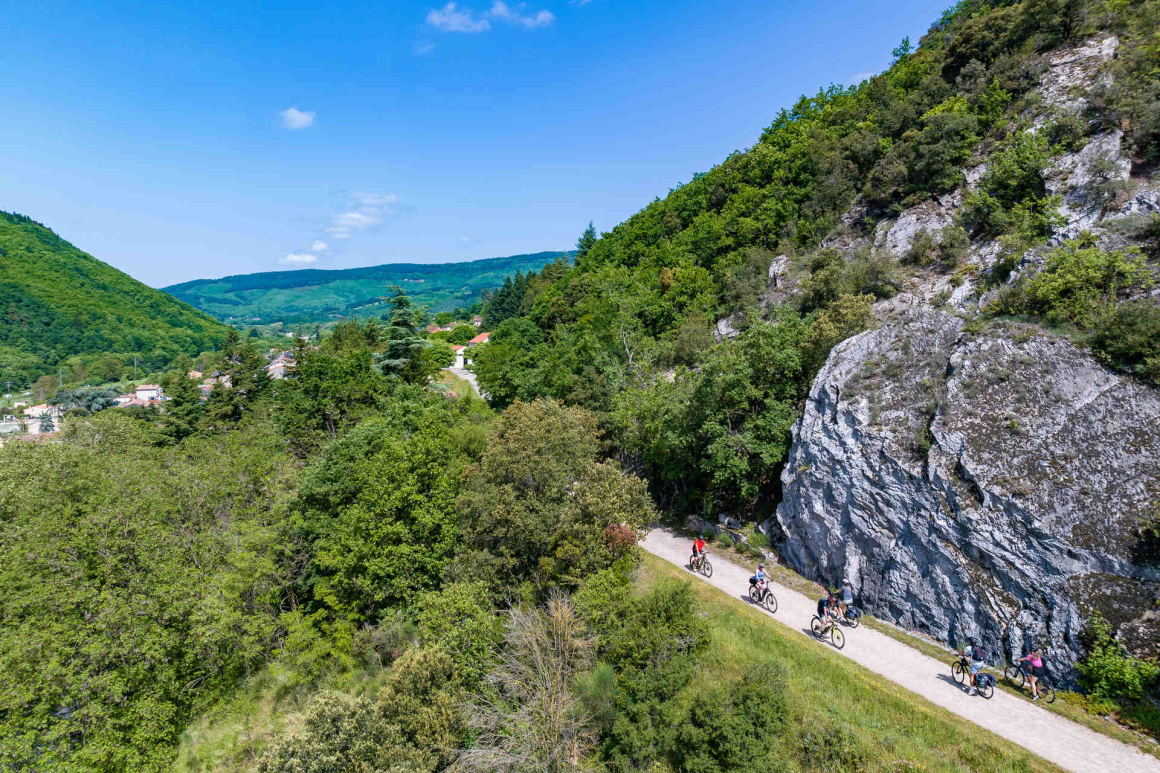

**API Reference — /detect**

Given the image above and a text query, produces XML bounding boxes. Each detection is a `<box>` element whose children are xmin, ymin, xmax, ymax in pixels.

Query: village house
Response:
<box><xmin>472</xmin><ymin>315</ymin><xmax>482</xmax><ymax>327</ymax></box>
<box><xmin>451</xmin><ymin>344</ymin><xmax>466</xmax><ymax>369</ymax></box>
<box><xmin>135</xmin><ymin>384</ymin><xmax>163</xmax><ymax>402</ymax></box>
<box><xmin>467</xmin><ymin>331</ymin><xmax>491</xmax><ymax>346</ymax></box>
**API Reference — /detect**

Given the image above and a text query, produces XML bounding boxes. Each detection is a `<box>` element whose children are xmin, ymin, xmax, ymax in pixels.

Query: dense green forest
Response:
<box><xmin>0</xmin><ymin>212</ymin><xmax>229</xmax><ymax>387</ymax></box>
<box><xmin>2</xmin><ymin>0</ymin><xmax>1160</xmax><ymax>770</ymax></box>
<box><xmin>163</xmin><ymin>251</ymin><xmax>573</xmax><ymax>324</ymax></box>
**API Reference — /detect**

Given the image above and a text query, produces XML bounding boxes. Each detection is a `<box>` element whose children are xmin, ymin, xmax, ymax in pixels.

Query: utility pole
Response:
<box><xmin>59</xmin><ymin>367</ymin><xmax>63</xmax><ymax>388</ymax></box>
<box><xmin>134</xmin><ymin>356</ymin><xmax>138</xmax><ymax>378</ymax></box>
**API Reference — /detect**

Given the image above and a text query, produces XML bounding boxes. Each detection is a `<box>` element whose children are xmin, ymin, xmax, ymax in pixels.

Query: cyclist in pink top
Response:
<box><xmin>1017</xmin><ymin>648</ymin><xmax>1046</xmax><ymax>701</ymax></box>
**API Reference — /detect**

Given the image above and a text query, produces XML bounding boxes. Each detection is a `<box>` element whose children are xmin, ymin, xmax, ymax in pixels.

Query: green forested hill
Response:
<box><xmin>0</xmin><ymin>212</ymin><xmax>228</xmax><ymax>386</ymax></box>
<box><xmin>163</xmin><ymin>251</ymin><xmax>572</xmax><ymax>324</ymax></box>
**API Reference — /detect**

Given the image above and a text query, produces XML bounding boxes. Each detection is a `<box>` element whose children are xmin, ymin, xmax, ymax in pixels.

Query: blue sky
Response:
<box><xmin>0</xmin><ymin>0</ymin><xmax>948</xmax><ymax>287</ymax></box>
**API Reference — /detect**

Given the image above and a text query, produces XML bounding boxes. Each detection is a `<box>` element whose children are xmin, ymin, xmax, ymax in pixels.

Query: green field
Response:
<box><xmin>163</xmin><ymin>251</ymin><xmax>571</xmax><ymax>324</ymax></box>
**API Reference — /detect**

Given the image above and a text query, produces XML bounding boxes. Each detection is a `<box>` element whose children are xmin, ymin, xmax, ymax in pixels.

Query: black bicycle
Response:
<box><xmin>1004</xmin><ymin>663</ymin><xmax>1056</xmax><ymax>703</ymax></box>
<box><xmin>952</xmin><ymin>656</ymin><xmax>994</xmax><ymax>699</ymax></box>
<box><xmin>748</xmin><ymin>577</ymin><xmax>777</xmax><ymax>612</ymax></box>
<box><xmin>690</xmin><ymin>552</ymin><xmax>713</xmax><ymax>578</ymax></box>
<box><xmin>841</xmin><ymin>605</ymin><xmax>862</xmax><ymax>628</ymax></box>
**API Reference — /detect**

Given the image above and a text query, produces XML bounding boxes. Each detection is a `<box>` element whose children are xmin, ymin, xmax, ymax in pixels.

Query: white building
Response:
<box><xmin>135</xmin><ymin>384</ymin><xmax>163</xmax><ymax>401</ymax></box>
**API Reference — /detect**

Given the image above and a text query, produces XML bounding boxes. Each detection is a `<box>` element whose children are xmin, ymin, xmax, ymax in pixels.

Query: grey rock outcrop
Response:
<box><xmin>775</xmin><ymin>310</ymin><xmax>1160</xmax><ymax>683</ymax></box>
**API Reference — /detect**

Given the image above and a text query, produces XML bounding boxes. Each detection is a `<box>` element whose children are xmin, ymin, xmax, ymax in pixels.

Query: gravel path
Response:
<box><xmin>641</xmin><ymin>528</ymin><xmax>1160</xmax><ymax>773</ymax></box>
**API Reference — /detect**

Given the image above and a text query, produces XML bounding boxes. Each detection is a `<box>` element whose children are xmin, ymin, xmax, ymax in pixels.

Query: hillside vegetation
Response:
<box><xmin>0</xmin><ymin>212</ymin><xmax>228</xmax><ymax>386</ymax></box>
<box><xmin>163</xmin><ymin>251</ymin><xmax>571</xmax><ymax>324</ymax></box>
<box><xmin>2</xmin><ymin>0</ymin><xmax>1159</xmax><ymax>771</ymax></box>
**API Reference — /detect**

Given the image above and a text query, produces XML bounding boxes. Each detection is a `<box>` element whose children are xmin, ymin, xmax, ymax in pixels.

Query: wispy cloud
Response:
<box><xmin>415</xmin><ymin>39</ymin><xmax>436</xmax><ymax>54</ymax></box>
<box><xmin>459</xmin><ymin>236</ymin><xmax>470</xmax><ymax>242</ymax></box>
<box><xmin>427</xmin><ymin>2</ymin><xmax>490</xmax><ymax>32</ymax></box>
<box><xmin>326</xmin><ymin>193</ymin><xmax>397</xmax><ymax>239</ymax></box>
<box><xmin>279</xmin><ymin>107</ymin><xmax>316</xmax><ymax>130</ymax></box>
<box><xmin>426</xmin><ymin>1</ymin><xmax>554</xmax><ymax>32</ymax></box>
<box><xmin>311</xmin><ymin>240</ymin><xmax>329</xmax><ymax>252</ymax></box>
<box><xmin>847</xmin><ymin>72</ymin><xmax>876</xmax><ymax>85</ymax></box>
<box><xmin>280</xmin><ymin>253</ymin><xmax>318</xmax><ymax>265</ymax></box>
<box><xmin>488</xmin><ymin>1</ymin><xmax>554</xmax><ymax>28</ymax></box>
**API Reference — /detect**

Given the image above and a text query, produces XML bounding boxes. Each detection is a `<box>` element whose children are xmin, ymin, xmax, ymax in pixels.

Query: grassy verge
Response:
<box><xmin>434</xmin><ymin>369</ymin><xmax>475</xmax><ymax>398</ymax></box>
<box><xmin>677</xmin><ymin>525</ymin><xmax>1160</xmax><ymax>759</ymax></box>
<box><xmin>637</xmin><ymin>554</ymin><xmax>1062</xmax><ymax>772</ymax></box>
<box><xmin>172</xmin><ymin>661</ymin><xmax>390</xmax><ymax>771</ymax></box>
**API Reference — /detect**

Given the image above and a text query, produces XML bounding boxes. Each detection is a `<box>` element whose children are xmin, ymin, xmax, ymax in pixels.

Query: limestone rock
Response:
<box><xmin>775</xmin><ymin>310</ymin><xmax>1160</xmax><ymax>684</ymax></box>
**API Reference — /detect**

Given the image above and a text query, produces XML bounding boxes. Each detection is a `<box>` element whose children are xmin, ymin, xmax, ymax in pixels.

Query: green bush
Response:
<box><xmin>749</xmin><ymin>531</ymin><xmax>770</xmax><ymax>549</ymax></box>
<box><xmin>1090</xmin><ymin>300</ymin><xmax>1160</xmax><ymax>385</ymax></box>
<box><xmin>1077</xmin><ymin>614</ymin><xmax>1160</xmax><ymax>701</ymax></box>
<box><xmin>716</xmin><ymin>531</ymin><xmax>734</xmax><ymax>549</ymax></box>
<box><xmin>796</xmin><ymin>722</ymin><xmax>869</xmax><ymax>773</ymax></box>
<box><xmin>962</xmin><ymin>132</ymin><xmax>1063</xmax><ymax>240</ymax></box>
<box><xmin>416</xmin><ymin>581</ymin><xmax>503</xmax><ymax>687</ymax></box>
<box><xmin>258</xmin><ymin>692</ymin><xmax>432</xmax><ymax>773</ymax></box>
<box><xmin>1024</xmin><ymin>243</ymin><xmax>1153</xmax><ymax>326</ymax></box>
<box><xmin>375</xmin><ymin>647</ymin><xmax>466</xmax><ymax>768</ymax></box>
<box><xmin>670</xmin><ymin>660</ymin><xmax>789</xmax><ymax>773</ymax></box>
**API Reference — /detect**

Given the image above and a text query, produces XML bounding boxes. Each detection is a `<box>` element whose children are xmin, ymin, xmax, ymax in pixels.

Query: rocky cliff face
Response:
<box><xmin>773</xmin><ymin>310</ymin><xmax>1160</xmax><ymax>682</ymax></box>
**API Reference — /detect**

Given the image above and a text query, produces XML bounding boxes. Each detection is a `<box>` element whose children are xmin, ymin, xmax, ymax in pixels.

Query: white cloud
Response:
<box><xmin>415</xmin><ymin>39</ymin><xmax>436</xmax><ymax>54</ymax></box>
<box><xmin>311</xmin><ymin>240</ymin><xmax>329</xmax><ymax>252</ymax></box>
<box><xmin>459</xmin><ymin>236</ymin><xmax>470</xmax><ymax>242</ymax></box>
<box><xmin>426</xmin><ymin>2</ymin><xmax>490</xmax><ymax>32</ymax></box>
<box><xmin>280</xmin><ymin>253</ymin><xmax>318</xmax><ymax>265</ymax></box>
<box><xmin>279</xmin><ymin>107</ymin><xmax>316</xmax><ymax>130</ymax></box>
<box><xmin>324</xmin><ymin>193</ymin><xmax>397</xmax><ymax>239</ymax></box>
<box><xmin>355</xmin><ymin>193</ymin><xmax>398</xmax><ymax>208</ymax></box>
<box><xmin>488</xmin><ymin>1</ymin><xmax>555</xmax><ymax>27</ymax></box>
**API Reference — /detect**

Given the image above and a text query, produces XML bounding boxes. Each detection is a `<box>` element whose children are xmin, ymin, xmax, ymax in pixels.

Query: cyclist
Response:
<box><xmin>816</xmin><ymin>590</ymin><xmax>838</xmax><ymax>625</ymax></box>
<box><xmin>692</xmin><ymin>535</ymin><xmax>708</xmax><ymax>568</ymax></box>
<box><xmin>1017</xmin><ymin>648</ymin><xmax>1045</xmax><ymax>701</ymax></box>
<box><xmin>961</xmin><ymin>637</ymin><xmax>987</xmax><ymax>695</ymax></box>
<box><xmin>839</xmin><ymin>578</ymin><xmax>854</xmax><ymax>618</ymax></box>
<box><xmin>755</xmin><ymin>563</ymin><xmax>768</xmax><ymax>595</ymax></box>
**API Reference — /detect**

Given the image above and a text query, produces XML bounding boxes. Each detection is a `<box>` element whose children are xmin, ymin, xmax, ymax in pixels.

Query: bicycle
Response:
<box><xmin>690</xmin><ymin>552</ymin><xmax>713</xmax><ymax>578</ymax></box>
<box><xmin>810</xmin><ymin>614</ymin><xmax>845</xmax><ymax>649</ymax></box>
<box><xmin>1004</xmin><ymin>663</ymin><xmax>1056</xmax><ymax>703</ymax></box>
<box><xmin>952</xmin><ymin>656</ymin><xmax>994</xmax><ymax>698</ymax></box>
<box><xmin>747</xmin><ymin>577</ymin><xmax>777</xmax><ymax>612</ymax></box>
<box><xmin>841</xmin><ymin>605</ymin><xmax>861</xmax><ymax>628</ymax></box>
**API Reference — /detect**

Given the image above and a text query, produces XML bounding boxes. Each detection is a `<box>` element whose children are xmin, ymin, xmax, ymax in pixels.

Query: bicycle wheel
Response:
<box><xmin>748</xmin><ymin>585</ymin><xmax>760</xmax><ymax>604</ymax></box>
<box><xmin>811</xmin><ymin>616</ymin><xmax>824</xmax><ymax>637</ymax></box>
<box><xmin>979</xmin><ymin>680</ymin><xmax>994</xmax><ymax>699</ymax></box>
<box><xmin>701</xmin><ymin>559</ymin><xmax>713</xmax><ymax>578</ymax></box>
<box><xmin>846</xmin><ymin>610</ymin><xmax>860</xmax><ymax>629</ymax></box>
<box><xmin>951</xmin><ymin>661</ymin><xmax>966</xmax><ymax>685</ymax></box>
<box><xmin>764</xmin><ymin>592</ymin><xmax>777</xmax><ymax>614</ymax></box>
<box><xmin>1004</xmin><ymin>665</ymin><xmax>1025</xmax><ymax>687</ymax></box>
<box><xmin>689</xmin><ymin>555</ymin><xmax>697</xmax><ymax>570</ymax></box>
<box><xmin>1041</xmin><ymin>683</ymin><xmax>1056</xmax><ymax>703</ymax></box>
<box><xmin>831</xmin><ymin>626</ymin><xmax>845</xmax><ymax>649</ymax></box>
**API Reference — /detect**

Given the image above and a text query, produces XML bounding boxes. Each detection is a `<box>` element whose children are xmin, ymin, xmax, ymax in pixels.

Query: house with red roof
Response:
<box><xmin>467</xmin><ymin>331</ymin><xmax>491</xmax><ymax>346</ymax></box>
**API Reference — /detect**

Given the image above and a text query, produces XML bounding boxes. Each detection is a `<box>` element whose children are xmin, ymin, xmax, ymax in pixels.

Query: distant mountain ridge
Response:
<box><xmin>0</xmin><ymin>211</ymin><xmax>228</xmax><ymax>385</ymax></box>
<box><xmin>164</xmin><ymin>251</ymin><xmax>572</xmax><ymax>324</ymax></box>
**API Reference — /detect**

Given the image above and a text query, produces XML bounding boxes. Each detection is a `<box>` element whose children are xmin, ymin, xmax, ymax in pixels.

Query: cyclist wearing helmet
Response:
<box><xmin>755</xmin><ymin>563</ymin><xmax>768</xmax><ymax>594</ymax></box>
<box><xmin>692</xmin><ymin>535</ymin><xmax>707</xmax><ymax>565</ymax></box>
<box><xmin>961</xmin><ymin>637</ymin><xmax>986</xmax><ymax>695</ymax></box>
<box><xmin>839</xmin><ymin>578</ymin><xmax>854</xmax><ymax>617</ymax></box>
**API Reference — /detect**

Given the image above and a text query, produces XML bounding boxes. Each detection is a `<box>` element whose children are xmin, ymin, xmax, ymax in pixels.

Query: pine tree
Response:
<box><xmin>39</xmin><ymin>412</ymin><xmax>54</xmax><ymax>433</ymax></box>
<box><xmin>372</xmin><ymin>287</ymin><xmax>430</xmax><ymax>384</ymax></box>
<box><xmin>575</xmin><ymin>221</ymin><xmax>597</xmax><ymax>260</ymax></box>
<box><xmin>161</xmin><ymin>354</ymin><xmax>204</xmax><ymax>442</ymax></box>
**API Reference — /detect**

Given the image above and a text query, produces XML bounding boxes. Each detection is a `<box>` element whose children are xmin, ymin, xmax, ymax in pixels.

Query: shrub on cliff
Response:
<box><xmin>1077</xmin><ymin>614</ymin><xmax>1160</xmax><ymax>702</ymax></box>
